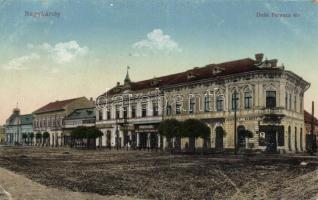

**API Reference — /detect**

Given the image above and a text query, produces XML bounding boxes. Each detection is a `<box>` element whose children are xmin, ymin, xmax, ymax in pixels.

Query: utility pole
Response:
<box><xmin>234</xmin><ymin>91</ymin><xmax>238</xmax><ymax>155</ymax></box>
<box><xmin>310</xmin><ymin>101</ymin><xmax>315</xmax><ymax>155</ymax></box>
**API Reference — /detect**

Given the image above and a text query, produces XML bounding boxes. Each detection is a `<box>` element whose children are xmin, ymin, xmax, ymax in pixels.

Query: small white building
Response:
<box><xmin>4</xmin><ymin>108</ymin><xmax>33</xmax><ymax>145</ymax></box>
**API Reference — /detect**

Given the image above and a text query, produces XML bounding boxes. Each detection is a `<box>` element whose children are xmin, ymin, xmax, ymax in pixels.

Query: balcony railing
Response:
<box><xmin>97</xmin><ymin>115</ymin><xmax>162</xmax><ymax>124</ymax></box>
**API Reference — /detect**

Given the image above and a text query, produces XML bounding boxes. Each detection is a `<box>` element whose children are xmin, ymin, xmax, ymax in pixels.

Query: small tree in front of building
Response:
<box><xmin>87</xmin><ymin>127</ymin><xmax>103</xmax><ymax>149</ymax></box>
<box><xmin>22</xmin><ymin>133</ymin><xmax>28</xmax><ymax>145</ymax></box>
<box><xmin>29</xmin><ymin>132</ymin><xmax>34</xmax><ymax>146</ymax></box>
<box><xmin>158</xmin><ymin>119</ymin><xmax>182</xmax><ymax>151</ymax></box>
<box><xmin>35</xmin><ymin>132</ymin><xmax>42</xmax><ymax>146</ymax></box>
<box><xmin>71</xmin><ymin>126</ymin><xmax>87</xmax><ymax>148</ymax></box>
<box><xmin>71</xmin><ymin>126</ymin><xmax>103</xmax><ymax>149</ymax></box>
<box><xmin>42</xmin><ymin>132</ymin><xmax>50</xmax><ymax>146</ymax></box>
<box><xmin>182</xmin><ymin>119</ymin><xmax>210</xmax><ymax>152</ymax></box>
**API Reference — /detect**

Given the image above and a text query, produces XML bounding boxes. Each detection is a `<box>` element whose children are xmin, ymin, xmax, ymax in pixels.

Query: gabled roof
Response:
<box><xmin>33</xmin><ymin>97</ymin><xmax>83</xmax><ymax>114</ymax></box>
<box><xmin>5</xmin><ymin>113</ymin><xmax>33</xmax><ymax>126</ymax></box>
<box><xmin>65</xmin><ymin>107</ymin><xmax>95</xmax><ymax>120</ymax></box>
<box><xmin>105</xmin><ymin>58</ymin><xmax>275</xmax><ymax>96</ymax></box>
<box><xmin>304</xmin><ymin>110</ymin><xmax>318</xmax><ymax>125</ymax></box>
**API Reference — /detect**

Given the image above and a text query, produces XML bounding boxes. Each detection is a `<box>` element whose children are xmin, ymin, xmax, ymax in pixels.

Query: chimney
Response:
<box><xmin>270</xmin><ymin>59</ymin><xmax>278</xmax><ymax>68</ymax></box>
<box><xmin>255</xmin><ymin>53</ymin><xmax>264</xmax><ymax>63</ymax></box>
<box><xmin>90</xmin><ymin>97</ymin><xmax>93</xmax><ymax>102</ymax></box>
<box><xmin>116</xmin><ymin>82</ymin><xmax>120</xmax><ymax>86</ymax></box>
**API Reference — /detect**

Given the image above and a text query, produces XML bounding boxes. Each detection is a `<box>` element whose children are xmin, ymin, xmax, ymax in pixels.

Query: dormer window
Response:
<box><xmin>151</xmin><ymin>79</ymin><xmax>161</xmax><ymax>86</ymax></box>
<box><xmin>187</xmin><ymin>72</ymin><xmax>196</xmax><ymax>80</ymax></box>
<box><xmin>212</xmin><ymin>66</ymin><xmax>223</xmax><ymax>75</ymax></box>
<box><xmin>114</xmin><ymin>87</ymin><xmax>121</xmax><ymax>93</ymax></box>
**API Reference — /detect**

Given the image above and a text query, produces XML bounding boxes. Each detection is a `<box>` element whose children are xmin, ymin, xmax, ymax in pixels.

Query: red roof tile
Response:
<box><xmin>304</xmin><ymin>110</ymin><xmax>318</xmax><ymax>125</ymax></box>
<box><xmin>33</xmin><ymin>97</ymin><xmax>83</xmax><ymax>114</ymax></box>
<box><xmin>106</xmin><ymin>58</ymin><xmax>271</xmax><ymax>95</ymax></box>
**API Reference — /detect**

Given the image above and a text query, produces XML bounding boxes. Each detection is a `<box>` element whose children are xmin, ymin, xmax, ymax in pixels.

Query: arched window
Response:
<box><xmin>116</xmin><ymin>105</ymin><xmax>121</xmax><ymax>119</ymax></box>
<box><xmin>294</xmin><ymin>95</ymin><xmax>297</xmax><ymax>111</ymax></box>
<box><xmin>176</xmin><ymin>102</ymin><xmax>181</xmax><ymax>115</ymax></box>
<box><xmin>231</xmin><ymin>90</ymin><xmax>239</xmax><ymax>111</ymax></box>
<box><xmin>106</xmin><ymin>107</ymin><xmax>111</xmax><ymax>119</ymax></box>
<box><xmin>216</xmin><ymin>95</ymin><xmax>224</xmax><ymax>111</ymax></box>
<box><xmin>123</xmin><ymin>106</ymin><xmax>128</xmax><ymax>118</ymax></box>
<box><xmin>189</xmin><ymin>95</ymin><xmax>195</xmax><ymax>114</ymax></box>
<box><xmin>98</xmin><ymin>109</ymin><xmax>103</xmax><ymax>121</ymax></box>
<box><xmin>152</xmin><ymin>101</ymin><xmax>159</xmax><ymax>116</ymax></box>
<box><xmin>289</xmin><ymin>94</ymin><xmax>292</xmax><ymax>110</ymax></box>
<box><xmin>285</xmin><ymin>92</ymin><xmax>288</xmax><ymax>109</ymax></box>
<box><xmin>204</xmin><ymin>94</ymin><xmax>211</xmax><ymax>112</ymax></box>
<box><xmin>59</xmin><ymin>118</ymin><xmax>63</xmax><ymax>127</ymax></box>
<box><xmin>300</xmin><ymin>96</ymin><xmax>303</xmax><ymax>113</ymax></box>
<box><xmin>166</xmin><ymin>104</ymin><xmax>172</xmax><ymax>116</ymax></box>
<box><xmin>300</xmin><ymin>128</ymin><xmax>303</xmax><ymax>151</ymax></box>
<box><xmin>244</xmin><ymin>88</ymin><xmax>252</xmax><ymax>109</ymax></box>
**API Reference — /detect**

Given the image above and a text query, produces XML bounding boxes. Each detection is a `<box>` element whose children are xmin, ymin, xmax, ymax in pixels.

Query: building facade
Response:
<box><xmin>96</xmin><ymin>70</ymin><xmax>163</xmax><ymax>149</ymax></box>
<box><xmin>32</xmin><ymin>97</ymin><xmax>94</xmax><ymax>146</ymax></box>
<box><xmin>4</xmin><ymin>108</ymin><xmax>33</xmax><ymax>145</ymax></box>
<box><xmin>304</xmin><ymin>110</ymin><xmax>318</xmax><ymax>151</ymax></box>
<box><xmin>63</xmin><ymin>107</ymin><xmax>96</xmax><ymax>145</ymax></box>
<box><xmin>0</xmin><ymin>126</ymin><xmax>5</xmax><ymax>144</ymax></box>
<box><xmin>96</xmin><ymin>54</ymin><xmax>310</xmax><ymax>153</ymax></box>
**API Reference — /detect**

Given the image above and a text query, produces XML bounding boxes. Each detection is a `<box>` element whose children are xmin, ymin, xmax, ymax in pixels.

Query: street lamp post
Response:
<box><xmin>234</xmin><ymin>90</ymin><xmax>238</xmax><ymax>155</ymax></box>
<box><xmin>116</xmin><ymin>117</ymin><xmax>119</xmax><ymax>150</ymax></box>
<box><xmin>123</xmin><ymin>108</ymin><xmax>128</xmax><ymax>151</ymax></box>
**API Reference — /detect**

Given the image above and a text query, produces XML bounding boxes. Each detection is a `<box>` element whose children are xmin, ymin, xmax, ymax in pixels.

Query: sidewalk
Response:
<box><xmin>0</xmin><ymin>167</ymin><xmax>139</xmax><ymax>200</ymax></box>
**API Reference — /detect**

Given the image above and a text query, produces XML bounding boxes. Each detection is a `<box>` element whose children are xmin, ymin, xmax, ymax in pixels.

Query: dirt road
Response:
<box><xmin>0</xmin><ymin>167</ymin><xmax>139</xmax><ymax>200</ymax></box>
<box><xmin>0</xmin><ymin>147</ymin><xmax>317</xmax><ymax>199</ymax></box>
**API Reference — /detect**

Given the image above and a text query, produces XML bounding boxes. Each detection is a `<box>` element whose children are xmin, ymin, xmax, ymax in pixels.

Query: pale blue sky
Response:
<box><xmin>0</xmin><ymin>0</ymin><xmax>318</xmax><ymax>123</ymax></box>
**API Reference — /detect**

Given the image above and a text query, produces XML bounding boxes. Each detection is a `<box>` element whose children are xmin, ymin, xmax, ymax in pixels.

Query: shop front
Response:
<box><xmin>134</xmin><ymin>124</ymin><xmax>161</xmax><ymax>149</ymax></box>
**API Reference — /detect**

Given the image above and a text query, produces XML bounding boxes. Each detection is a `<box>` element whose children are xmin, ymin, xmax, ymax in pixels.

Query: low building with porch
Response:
<box><xmin>63</xmin><ymin>107</ymin><xmax>96</xmax><ymax>146</ymax></box>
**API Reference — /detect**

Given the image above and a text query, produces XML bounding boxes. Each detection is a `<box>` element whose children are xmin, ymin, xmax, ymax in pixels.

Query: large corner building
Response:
<box><xmin>96</xmin><ymin>54</ymin><xmax>310</xmax><ymax>153</ymax></box>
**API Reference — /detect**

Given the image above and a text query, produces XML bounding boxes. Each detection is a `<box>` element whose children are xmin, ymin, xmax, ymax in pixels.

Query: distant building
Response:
<box><xmin>4</xmin><ymin>108</ymin><xmax>33</xmax><ymax>145</ymax></box>
<box><xmin>304</xmin><ymin>110</ymin><xmax>318</xmax><ymax>150</ymax></box>
<box><xmin>32</xmin><ymin>97</ymin><xmax>94</xmax><ymax>146</ymax></box>
<box><xmin>96</xmin><ymin>54</ymin><xmax>310</xmax><ymax>153</ymax></box>
<box><xmin>63</xmin><ymin>107</ymin><xmax>96</xmax><ymax>145</ymax></box>
<box><xmin>0</xmin><ymin>126</ymin><xmax>5</xmax><ymax>143</ymax></box>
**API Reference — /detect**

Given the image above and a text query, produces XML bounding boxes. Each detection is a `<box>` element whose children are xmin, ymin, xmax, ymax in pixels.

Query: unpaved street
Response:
<box><xmin>0</xmin><ymin>167</ymin><xmax>139</xmax><ymax>200</ymax></box>
<box><xmin>0</xmin><ymin>146</ymin><xmax>317</xmax><ymax>200</ymax></box>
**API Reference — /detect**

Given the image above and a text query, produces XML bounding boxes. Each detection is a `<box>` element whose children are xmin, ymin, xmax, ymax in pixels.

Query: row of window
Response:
<box><xmin>98</xmin><ymin>103</ymin><xmax>160</xmax><ymax>120</ymax></box>
<box><xmin>171</xmin><ymin>90</ymin><xmax>273</xmax><ymax>115</ymax></box>
<box><xmin>33</xmin><ymin>118</ymin><xmax>63</xmax><ymax>128</ymax></box>
<box><xmin>285</xmin><ymin>92</ymin><xmax>303</xmax><ymax>112</ymax></box>
<box><xmin>99</xmin><ymin>90</ymin><xmax>303</xmax><ymax>119</ymax></box>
